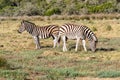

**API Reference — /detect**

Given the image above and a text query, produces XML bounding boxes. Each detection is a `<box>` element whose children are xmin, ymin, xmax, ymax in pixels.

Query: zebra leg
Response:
<box><xmin>75</xmin><ymin>37</ymin><xmax>80</xmax><ymax>52</ymax></box>
<box><xmin>82</xmin><ymin>40</ymin><xmax>87</xmax><ymax>52</ymax></box>
<box><xmin>62</xmin><ymin>35</ymin><xmax>67</xmax><ymax>52</ymax></box>
<box><xmin>53</xmin><ymin>35</ymin><xmax>58</xmax><ymax>48</ymax></box>
<box><xmin>33</xmin><ymin>36</ymin><xmax>41</xmax><ymax>49</ymax></box>
<box><xmin>57</xmin><ymin>35</ymin><xmax>61</xmax><ymax>47</ymax></box>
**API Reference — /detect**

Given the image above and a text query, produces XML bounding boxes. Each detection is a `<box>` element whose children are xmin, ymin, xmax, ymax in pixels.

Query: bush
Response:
<box><xmin>45</xmin><ymin>8</ymin><xmax>61</xmax><ymax>16</ymax></box>
<box><xmin>16</xmin><ymin>2</ymin><xmax>41</xmax><ymax>16</ymax></box>
<box><xmin>87</xmin><ymin>1</ymin><xmax>115</xmax><ymax>13</ymax></box>
<box><xmin>92</xmin><ymin>27</ymin><xmax>97</xmax><ymax>31</ymax></box>
<box><xmin>106</xmin><ymin>25</ymin><xmax>112</xmax><ymax>31</ymax></box>
<box><xmin>0</xmin><ymin>0</ymin><xmax>119</xmax><ymax>16</ymax></box>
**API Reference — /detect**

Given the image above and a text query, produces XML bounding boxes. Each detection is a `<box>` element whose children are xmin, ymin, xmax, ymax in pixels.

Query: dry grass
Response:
<box><xmin>0</xmin><ymin>18</ymin><xmax>120</xmax><ymax>80</ymax></box>
<box><xmin>0</xmin><ymin>19</ymin><xmax>120</xmax><ymax>51</ymax></box>
<box><xmin>66</xmin><ymin>77</ymin><xmax>120</xmax><ymax>80</ymax></box>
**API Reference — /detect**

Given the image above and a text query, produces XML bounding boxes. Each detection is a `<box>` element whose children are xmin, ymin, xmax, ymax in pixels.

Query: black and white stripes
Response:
<box><xmin>59</xmin><ymin>23</ymin><xmax>98</xmax><ymax>52</ymax></box>
<box><xmin>18</xmin><ymin>20</ymin><xmax>59</xmax><ymax>49</ymax></box>
<box><xmin>18</xmin><ymin>21</ymin><xmax>97</xmax><ymax>52</ymax></box>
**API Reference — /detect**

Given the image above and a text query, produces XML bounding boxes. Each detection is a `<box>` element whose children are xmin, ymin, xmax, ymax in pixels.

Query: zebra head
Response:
<box><xmin>89</xmin><ymin>35</ymin><xmax>98</xmax><ymax>52</ymax></box>
<box><xmin>18</xmin><ymin>20</ymin><xmax>26</xmax><ymax>33</ymax></box>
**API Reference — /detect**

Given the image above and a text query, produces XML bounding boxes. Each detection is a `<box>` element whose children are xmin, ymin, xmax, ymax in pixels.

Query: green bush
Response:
<box><xmin>0</xmin><ymin>0</ymin><xmax>119</xmax><ymax>16</ymax></box>
<box><xmin>87</xmin><ymin>1</ymin><xmax>115</xmax><ymax>13</ymax></box>
<box><xmin>45</xmin><ymin>8</ymin><xmax>61</xmax><ymax>16</ymax></box>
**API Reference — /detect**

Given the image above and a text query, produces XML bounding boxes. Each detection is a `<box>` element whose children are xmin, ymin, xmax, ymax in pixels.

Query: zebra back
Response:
<box><xmin>21</xmin><ymin>20</ymin><xmax>59</xmax><ymax>39</ymax></box>
<box><xmin>59</xmin><ymin>23</ymin><xmax>97</xmax><ymax>42</ymax></box>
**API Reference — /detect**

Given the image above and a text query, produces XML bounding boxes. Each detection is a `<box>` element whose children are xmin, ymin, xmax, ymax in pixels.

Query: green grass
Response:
<box><xmin>0</xmin><ymin>48</ymin><xmax>120</xmax><ymax>80</ymax></box>
<box><xmin>0</xmin><ymin>70</ymin><xmax>28</xmax><ymax>80</ymax></box>
<box><xmin>97</xmin><ymin>70</ymin><xmax>120</xmax><ymax>78</ymax></box>
<box><xmin>0</xmin><ymin>37</ymin><xmax>120</xmax><ymax>79</ymax></box>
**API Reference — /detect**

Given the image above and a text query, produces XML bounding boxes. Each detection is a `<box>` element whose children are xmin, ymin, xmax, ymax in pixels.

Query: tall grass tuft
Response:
<box><xmin>92</xmin><ymin>27</ymin><xmax>97</xmax><ymax>32</ymax></box>
<box><xmin>106</xmin><ymin>25</ymin><xmax>112</xmax><ymax>31</ymax></box>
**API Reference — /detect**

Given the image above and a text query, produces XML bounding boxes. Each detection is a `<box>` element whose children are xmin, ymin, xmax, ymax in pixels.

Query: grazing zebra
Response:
<box><xmin>18</xmin><ymin>20</ymin><xmax>59</xmax><ymax>49</ymax></box>
<box><xmin>58</xmin><ymin>23</ymin><xmax>98</xmax><ymax>52</ymax></box>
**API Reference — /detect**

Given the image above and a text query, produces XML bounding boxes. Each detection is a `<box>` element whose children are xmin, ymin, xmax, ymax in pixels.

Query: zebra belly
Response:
<box><xmin>66</xmin><ymin>33</ymin><xmax>77</xmax><ymax>39</ymax></box>
<box><xmin>65</xmin><ymin>32</ymin><xmax>83</xmax><ymax>40</ymax></box>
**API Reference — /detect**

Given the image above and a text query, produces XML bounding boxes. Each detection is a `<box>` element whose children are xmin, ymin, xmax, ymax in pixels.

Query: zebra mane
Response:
<box><xmin>22</xmin><ymin>20</ymin><xmax>36</xmax><ymax>26</ymax></box>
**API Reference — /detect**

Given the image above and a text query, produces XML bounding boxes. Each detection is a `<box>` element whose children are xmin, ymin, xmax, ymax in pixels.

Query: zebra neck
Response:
<box><xmin>26</xmin><ymin>25</ymin><xmax>35</xmax><ymax>34</ymax></box>
<box><xmin>87</xmin><ymin>35</ymin><xmax>97</xmax><ymax>42</ymax></box>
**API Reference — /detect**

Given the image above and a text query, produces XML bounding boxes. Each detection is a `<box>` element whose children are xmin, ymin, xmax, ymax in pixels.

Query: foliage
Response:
<box><xmin>45</xmin><ymin>7</ymin><xmax>61</xmax><ymax>16</ymax></box>
<box><xmin>87</xmin><ymin>2</ymin><xmax>114</xmax><ymax>13</ymax></box>
<box><xmin>0</xmin><ymin>0</ymin><xmax>119</xmax><ymax>16</ymax></box>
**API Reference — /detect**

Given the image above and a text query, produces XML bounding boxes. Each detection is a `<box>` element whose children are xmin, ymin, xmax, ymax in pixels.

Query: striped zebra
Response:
<box><xmin>58</xmin><ymin>23</ymin><xmax>98</xmax><ymax>52</ymax></box>
<box><xmin>18</xmin><ymin>20</ymin><xmax>59</xmax><ymax>49</ymax></box>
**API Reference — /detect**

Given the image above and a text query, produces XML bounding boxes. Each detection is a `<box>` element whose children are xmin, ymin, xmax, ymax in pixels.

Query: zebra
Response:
<box><xmin>58</xmin><ymin>23</ymin><xmax>98</xmax><ymax>52</ymax></box>
<box><xmin>18</xmin><ymin>20</ymin><xmax>59</xmax><ymax>49</ymax></box>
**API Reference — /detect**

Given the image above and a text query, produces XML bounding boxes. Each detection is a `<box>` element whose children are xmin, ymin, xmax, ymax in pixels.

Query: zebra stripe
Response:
<box><xmin>59</xmin><ymin>23</ymin><xmax>98</xmax><ymax>52</ymax></box>
<box><xmin>18</xmin><ymin>20</ymin><xmax>59</xmax><ymax>49</ymax></box>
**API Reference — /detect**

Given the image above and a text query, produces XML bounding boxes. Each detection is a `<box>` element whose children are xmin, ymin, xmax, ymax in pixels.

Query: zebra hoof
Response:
<box><xmin>75</xmin><ymin>49</ymin><xmax>78</xmax><ymax>52</ymax></box>
<box><xmin>63</xmin><ymin>49</ymin><xmax>67</xmax><ymax>52</ymax></box>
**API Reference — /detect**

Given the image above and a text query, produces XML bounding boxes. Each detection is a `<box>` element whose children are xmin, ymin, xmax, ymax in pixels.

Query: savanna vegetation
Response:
<box><xmin>0</xmin><ymin>0</ymin><xmax>120</xmax><ymax>16</ymax></box>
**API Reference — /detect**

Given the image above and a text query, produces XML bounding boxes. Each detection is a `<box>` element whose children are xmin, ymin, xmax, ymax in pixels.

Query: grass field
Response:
<box><xmin>0</xmin><ymin>18</ymin><xmax>120</xmax><ymax>80</ymax></box>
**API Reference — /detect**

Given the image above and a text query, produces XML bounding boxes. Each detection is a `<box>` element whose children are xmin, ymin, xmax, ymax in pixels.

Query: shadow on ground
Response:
<box><xmin>96</xmin><ymin>48</ymin><xmax>115</xmax><ymax>51</ymax></box>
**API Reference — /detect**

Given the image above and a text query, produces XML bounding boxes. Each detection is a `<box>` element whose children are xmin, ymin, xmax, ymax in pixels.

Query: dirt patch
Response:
<box><xmin>41</xmin><ymin>50</ymin><xmax>62</xmax><ymax>57</ymax></box>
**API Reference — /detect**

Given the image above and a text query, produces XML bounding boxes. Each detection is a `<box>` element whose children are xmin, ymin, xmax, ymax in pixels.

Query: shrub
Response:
<box><xmin>45</xmin><ymin>8</ymin><xmax>61</xmax><ymax>16</ymax></box>
<box><xmin>0</xmin><ymin>0</ymin><xmax>119</xmax><ymax>16</ymax></box>
<box><xmin>106</xmin><ymin>25</ymin><xmax>112</xmax><ymax>31</ymax></box>
<box><xmin>87</xmin><ymin>1</ymin><xmax>115</xmax><ymax>13</ymax></box>
<box><xmin>92</xmin><ymin>27</ymin><xmax>97</xmax><ymax>31</ymax></box>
